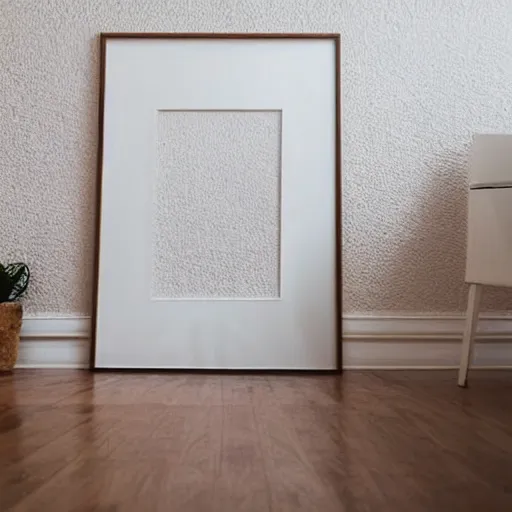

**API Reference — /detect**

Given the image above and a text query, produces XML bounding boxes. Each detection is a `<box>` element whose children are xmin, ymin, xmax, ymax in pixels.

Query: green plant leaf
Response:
<box><xmin>0</xmin><ymin>269</ymin><xmax>13</xmax><ymax>302</ymax></box>
<box><xmin>3</xmin><ymin>263</ymin><xmax>30</xmax><ymax>301</ymax></box>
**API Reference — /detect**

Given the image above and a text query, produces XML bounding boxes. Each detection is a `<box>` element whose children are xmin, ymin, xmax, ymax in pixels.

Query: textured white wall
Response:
<box><xmin>153</xmin><ymin>110</ymin><xmax>281</xmax><ymax>298</ymax></box>
<box><xmin>1</xmin><ymin>0</ymin><xmax>512</xmax><ymax>315</ymax></box>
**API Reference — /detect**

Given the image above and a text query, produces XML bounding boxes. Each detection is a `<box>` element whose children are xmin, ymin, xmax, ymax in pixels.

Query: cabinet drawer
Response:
<box><xmin>466</xmin><ymin>188</ymin><xmax>512</xmax><ymax>287</ymax></box>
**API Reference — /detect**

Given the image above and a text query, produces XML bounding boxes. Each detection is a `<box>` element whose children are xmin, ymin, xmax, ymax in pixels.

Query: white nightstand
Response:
<box><xmin>459</xmin><ymin>134</ymin><xmax>512</xmax><ymax>386</ymax></box>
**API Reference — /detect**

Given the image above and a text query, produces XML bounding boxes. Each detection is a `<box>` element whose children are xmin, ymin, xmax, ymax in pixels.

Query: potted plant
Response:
<box><xmin>0</xmin><ymin>263</ymin><xmax>30</xmax><ymax>371</ymax></box>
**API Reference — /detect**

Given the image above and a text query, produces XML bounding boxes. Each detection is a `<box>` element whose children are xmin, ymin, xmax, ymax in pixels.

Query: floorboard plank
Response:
<box><xmin>1</xmin><ymin>370</ymin><xmax>512</xmax><ymax>511</ymax></box>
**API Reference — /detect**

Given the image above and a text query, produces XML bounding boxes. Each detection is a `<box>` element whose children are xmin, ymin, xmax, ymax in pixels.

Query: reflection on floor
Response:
<box><xmin>1</xmin><ymin>370</ymin><xmax>512</xmax><ymax>511</ymax></box>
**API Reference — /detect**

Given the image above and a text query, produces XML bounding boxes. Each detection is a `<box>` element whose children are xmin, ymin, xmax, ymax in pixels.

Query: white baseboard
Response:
<box><xmin>343</xmin><ymin>314</ymin><xmax>512</xmax><ymax>369</ymax></box>
<box><xmin>343</xmin><ymin>340</ymin><xmax>512</xmax><ymax>369</ymax></box>
<box><xmin>14</xmin><ymin>314</ymin><xmax>512</xmax><ymax>370</ymax></box>
<box><xmin>17</xmin><ymin>317</ymin><xmax>90</xmax><ymax>369</ymax></box>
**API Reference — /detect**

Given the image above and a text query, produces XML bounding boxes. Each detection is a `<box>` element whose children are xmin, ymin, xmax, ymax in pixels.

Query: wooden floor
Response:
<box><xmin>1</xmin><ymin>371</ymin><xmax>512</xmax><ymax>511</ymax></box>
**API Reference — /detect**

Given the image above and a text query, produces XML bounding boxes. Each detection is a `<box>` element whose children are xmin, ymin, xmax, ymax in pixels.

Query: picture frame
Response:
<box><xmin>92</xmin><ymin>33</ymin><xmax>342</xmax><ymax>370</ymax></box>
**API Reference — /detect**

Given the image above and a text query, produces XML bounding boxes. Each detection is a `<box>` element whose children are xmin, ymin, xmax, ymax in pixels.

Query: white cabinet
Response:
<box><xmin>459</xmin><ymin>134</ymin><xmax>512</xmax><ymax>387</ymax></box>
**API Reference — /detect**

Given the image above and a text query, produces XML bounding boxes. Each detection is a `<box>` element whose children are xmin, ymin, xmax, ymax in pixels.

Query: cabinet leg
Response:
<box><xmin>458</xmin><ymin>284</ymin><xmax>482</xmax><ymax>387</ymax></box>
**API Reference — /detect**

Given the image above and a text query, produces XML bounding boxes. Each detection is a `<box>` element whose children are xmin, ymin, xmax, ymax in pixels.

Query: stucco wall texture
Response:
<box><xmin>2</xmin><ymin>0</ymin><xmax>512</xmax><ymax>316</ymax></box>
<box><xmin>153</xmin><ymin>110</ymin><xmax>281</xmax><ymax>299</ymax></box>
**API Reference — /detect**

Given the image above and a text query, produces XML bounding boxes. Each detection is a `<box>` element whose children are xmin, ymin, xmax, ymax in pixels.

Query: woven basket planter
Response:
<box><xmin>0</xmin><ymin>302</ymin><xmax>22</xmax><ymax>371</ymax></box>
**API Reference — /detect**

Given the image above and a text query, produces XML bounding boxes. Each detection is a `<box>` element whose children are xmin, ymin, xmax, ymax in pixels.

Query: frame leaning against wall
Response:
<box><xmin>91</xmin><ymin>33</ymin><xmax>342</xmax><ymax>370</ymax></box>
